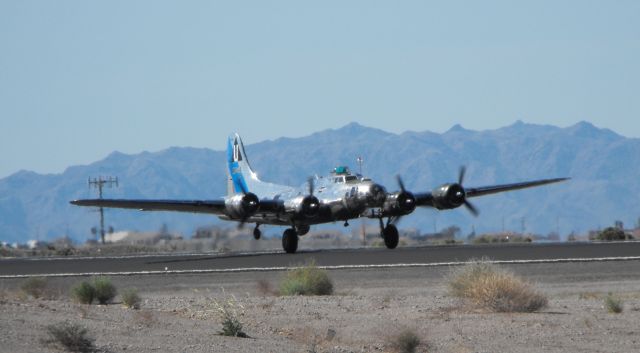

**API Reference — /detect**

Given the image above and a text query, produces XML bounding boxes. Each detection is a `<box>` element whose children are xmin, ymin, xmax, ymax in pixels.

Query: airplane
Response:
<box><xmin>71</xmin><ymin>134</ymin><xmax>569</xmax><ymax>253</ymax></box>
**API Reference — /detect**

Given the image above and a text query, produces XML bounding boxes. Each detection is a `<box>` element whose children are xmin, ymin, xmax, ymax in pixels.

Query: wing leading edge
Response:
<box><xmin>70</xmin><ymin>198</ymin><xmax>285</xmax><ymax>215</ymax></box>
<box><xmin>414</xmin><ymin>177</ymin><xmax>569</xmax><ymax>207</ymax></box>
<box><xmin>69</xmin><ymin>199</ymin><xmax>227</xmax><ymax>214</ymax></box>
<box><xmin>466</xmin><ymin>177</ymin><xmax>570</xmax><ymax>198</ymax></box>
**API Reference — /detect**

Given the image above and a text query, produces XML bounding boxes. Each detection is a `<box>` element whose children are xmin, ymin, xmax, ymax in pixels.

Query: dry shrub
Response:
<box><xmin>279</xmin><ymin>262</ymin><xmax>333</xmax><ymax>296</ymax></box>
<box><xmin>448</xmin><ymin>260</ymin><xmax>547</xmax><ymax>312</ymax></box>
<box><xmin>42</xmin><ymin>321</ymin><xmax>95</xmax><ymax>353</ymax></box>
<box><xmin>121</xmin><ymin>288</ymin><xmax>141</xmax><ymax>309</ymax></box>
<box><xmin>605</xmin><ymin>293</ymin><xmax>623</xmax><ymax>313</ymax></box>
<box><xmin>20</xmin><ymin>277</ymin><xmax>48</xmax><ymax>299</ymax></box>
<box><xmin>387</xmin><ymin>328</ymin><xmax>422</xmax><ymax>353</ymax></box>
<box><xmin>213</xmin><ymin>294</ymin><xmax>248</xmax><ymax>338</ymax></box>
<box><xmin>257</xmin><ymin>280</ymin><xmax>278</xmax><ymax>296</ymax></box>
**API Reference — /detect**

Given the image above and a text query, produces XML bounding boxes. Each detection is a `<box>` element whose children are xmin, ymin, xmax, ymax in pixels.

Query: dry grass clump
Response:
<box><xmin>213</xmin><ymin>294</ymin><xmax>248</xmax><ymax>338</ymax></box>
<box><xmin>20</xmin><ymin>277</ymin><xmax>48</xmax><ymax>299</ymax></box>
<box><xmin>42</xmin><ymin>321</ymin><xmax>95</xmax><ymax>353</ymax></box>
<box><xmin>604</xmin><ymin>293</ymin><xmax>623</xmax><ymax>313</ymax></box>
<box><xmin>256</xmin><ymin>279</ymin><xmax>278</xmax><ymax>296</ymax></box>
<box><xmin>473</xmin><ymin>234</ymin><xmax>532</xmax><ymax>244</ymax></box>
<box><xmin>448</xmin><ymin>260</ymin><xmax>547</xmax><ymax>312</ymax></box>
<box><xmin>121</xmin><ymin>288</ymin><xmax>141</xmax><ymax>309</ymax></box>
<box><xmin>386</xmin><ymin>328</ymin><xmax>422</xmax><ymax>353</ymax></box>
<box><xmin>279</xmin><ymin>263</ymin><xmax>334</xmax><ymax>296</ymax></box>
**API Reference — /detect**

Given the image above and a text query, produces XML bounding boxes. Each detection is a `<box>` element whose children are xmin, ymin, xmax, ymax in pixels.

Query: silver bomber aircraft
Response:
<box><xmin>71</xmin><ymin>134</ymin><xmax>569</xmax><ymax>253</ymax></box>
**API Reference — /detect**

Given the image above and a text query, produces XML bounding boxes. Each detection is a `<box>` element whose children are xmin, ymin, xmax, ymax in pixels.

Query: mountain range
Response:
<box><xmin>1</xmin><ymin>121</ymin><xmax>639</xmax><ymax>244</ymax></box>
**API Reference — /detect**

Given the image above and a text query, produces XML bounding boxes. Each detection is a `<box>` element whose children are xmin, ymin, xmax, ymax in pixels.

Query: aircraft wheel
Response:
<box><xmin>253</xmin><ymin>227</ymin><xmax>261</xmax><ymax>240</ymax></box>
<box><xmin>383</xmin><ymin>224</ymin><xmax>399</xmax><ymax>249</ymax></box>
<box><xmin>282</xmin><ymin>228</ymin><xmax>299</xmax><ymax>253</ymax></box>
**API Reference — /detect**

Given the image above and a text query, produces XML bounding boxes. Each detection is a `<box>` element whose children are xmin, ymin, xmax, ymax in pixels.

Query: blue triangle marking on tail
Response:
<box><xmin>227</xmin><ymin>136</ymin><xmax>249</xmax><ymax>194</ymax></box>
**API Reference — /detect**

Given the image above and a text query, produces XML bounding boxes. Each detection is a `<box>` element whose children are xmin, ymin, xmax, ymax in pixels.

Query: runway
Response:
<box><xmin>2</xmin><ymin>241</ymin><xmax>640</xmax><ymax>277</ymax></box>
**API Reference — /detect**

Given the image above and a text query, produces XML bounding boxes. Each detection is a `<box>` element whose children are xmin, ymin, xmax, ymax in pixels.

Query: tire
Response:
<box><xmin>282</xmin><ymin>228</ymin><xmax>299</xmax><ymax>253</ymax></box>
<box><xmin>383</xmin><ymin>224</ymin><xmax>399</xmax><ymax>249</ymax></box>
<box><xmin>253</xmin><ymin>228</ymin><xmax>261</xmax><ymax>240</ymax></box>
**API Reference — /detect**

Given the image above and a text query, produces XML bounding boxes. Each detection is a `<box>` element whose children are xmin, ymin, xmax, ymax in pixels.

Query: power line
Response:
<box><xmin>88</xmin><ymin>176</ymin><xmax>118</xmax><ymax>244</ymax></box>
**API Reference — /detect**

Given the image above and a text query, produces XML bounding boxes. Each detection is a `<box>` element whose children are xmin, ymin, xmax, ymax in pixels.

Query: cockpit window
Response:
<box><xmin>345</xmin><ymin>176</ymin><xmax>357</xmax><ymax>182</ymax></box>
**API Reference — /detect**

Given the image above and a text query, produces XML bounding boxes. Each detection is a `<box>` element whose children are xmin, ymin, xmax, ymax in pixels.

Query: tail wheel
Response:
<box><xmin>383</xmin><ymin>224</ymin><xmax>399</xmax><ymax>249</ymax></box>
<box><xmin>282</xmin><ymin>228</ymin><xmax>299</xmax><ymax>253</ymax></box>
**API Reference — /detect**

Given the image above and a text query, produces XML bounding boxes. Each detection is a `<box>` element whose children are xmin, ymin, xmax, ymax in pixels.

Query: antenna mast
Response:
<box><xmin>356</xmin><ymin>156</ymin><xmax>364</xmax><ymax>175</ymax></box>
<box><xmin>89</xmin><ymin>176</ymin><xmax>118</xmax><ymax>244</ymax></box>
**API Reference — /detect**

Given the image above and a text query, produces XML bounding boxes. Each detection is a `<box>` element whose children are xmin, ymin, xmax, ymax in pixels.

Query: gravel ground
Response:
<box><xmin>1</xmin><ymin>261</ymin><xmax>640</xmax><ymax>353</ymax></box>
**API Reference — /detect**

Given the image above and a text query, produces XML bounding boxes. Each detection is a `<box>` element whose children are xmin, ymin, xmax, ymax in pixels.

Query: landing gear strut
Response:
<box><xmin>379</xmin><ymin>218</ymin><xmax>399</xmax><ymax>249</ymax></box>
<box><xmin>253</xmin><ymin>224</ymin><xmax>261</xmax><ymax>240</ymax></box>
<box><xmin>296</xmin><ymin>224</ymin><xmax>310</xmax><ymax>236</ymax></box>
<box><xmin>282</xmin><ymin>228</ymin><xmax>299</xmax><ymax>253</ymax></box>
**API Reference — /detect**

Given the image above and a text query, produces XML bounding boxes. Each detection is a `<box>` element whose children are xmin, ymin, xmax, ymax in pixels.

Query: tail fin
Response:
<box><xmin>226</xmin><ymin>133</ymin><xmax>258</xmax><ymax>196</ymax></box>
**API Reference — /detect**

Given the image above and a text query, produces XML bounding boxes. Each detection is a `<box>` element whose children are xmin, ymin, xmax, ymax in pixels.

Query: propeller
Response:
<box><xmin>308</xmin><ymin>176</ymin><xmax>315</xmax><ymax>196</ymax></box>
<box><xmin>396</xmin><ymin>175</ymin><xmax>406</xmax><ymax>193</ymax></box>
<box><xmin>457</xmin><ymin>166</ymin><xmax>479</xmax><ymax>217</ymax></box>
<box><xmin>300</xmin><ymin>176</ymin><xmax>320</xmax><ymax>217</ymax></box>
<box><xmin>394</xmin><ymin>174</ymin><xmax>416</xmax><ymax>214</ymax></box>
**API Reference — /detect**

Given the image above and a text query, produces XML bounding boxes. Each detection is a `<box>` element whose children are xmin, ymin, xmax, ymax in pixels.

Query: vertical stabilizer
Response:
<box><xmin>226</xmin><ymin>134</ymin><xmax>258</xmax><ymax>196</ymax></box>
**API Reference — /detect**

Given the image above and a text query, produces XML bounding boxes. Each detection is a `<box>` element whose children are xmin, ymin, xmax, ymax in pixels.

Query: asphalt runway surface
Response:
<box><xmin>2</xmin><ymin>241</ymin><xmax>640</xmax><ymax>277</ymax></box>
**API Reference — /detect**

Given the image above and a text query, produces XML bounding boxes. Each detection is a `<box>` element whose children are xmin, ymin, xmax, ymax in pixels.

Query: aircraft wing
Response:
<box><xmin>465</xmin><ymin>177</ymin><xmax>570</xmax><ymax>198</ymax></box>
<box><xmin>414</xmin><ymin>177</ymin><xmax>569</xmax><ymax>207</ymax></box>
<box><xmin>70</xmin><ymin>199</ymin><xmax>227</xmax><ymax>214</ymax></box>
<box><xmin>70</xmin><ymin>198</ymin><xmax>285</xmax><ymax>215</ymax></box>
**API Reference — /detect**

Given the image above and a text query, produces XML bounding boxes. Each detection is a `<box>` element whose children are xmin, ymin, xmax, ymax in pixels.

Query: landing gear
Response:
<box><xmin>253</xmin><ymin>225</ymin><xmax>261</xmax><ymax>240</ymax></box>
<box><xmin>282</xmin><ymin>228</ymin><xmax>299</xmax><ymax>253</ymax></box>
<box><xmin>379</xmin><ymin>219</ymin><xmax>399</xmax><ymax>249</ymax></box>
<box><xmin>296</xmin><ymin>224</ymin><xmax>310</xmax><ymax>236</ymax></box>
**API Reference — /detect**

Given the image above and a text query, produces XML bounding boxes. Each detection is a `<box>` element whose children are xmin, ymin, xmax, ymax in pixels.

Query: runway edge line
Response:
<box><xmin>2</xmin><ymin>255</ymin><xmax>640</xmax><ymax>278</ymax></box>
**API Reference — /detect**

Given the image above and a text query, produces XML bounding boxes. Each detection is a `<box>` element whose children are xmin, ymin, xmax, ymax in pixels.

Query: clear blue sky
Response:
<box><xmin>1</xmin><ymin>1</ymin><xmax>639</xmax><ymax>178</ymax></box>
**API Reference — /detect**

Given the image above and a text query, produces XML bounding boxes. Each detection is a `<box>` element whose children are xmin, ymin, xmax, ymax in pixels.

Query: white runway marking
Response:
<box><xmin>2</xmin><ymin>256</ymin><xmax>640</xmax><ymax>278</ymax></box>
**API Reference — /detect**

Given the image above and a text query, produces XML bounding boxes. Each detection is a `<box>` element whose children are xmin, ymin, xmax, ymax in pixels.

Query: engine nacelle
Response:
<box><xmin>224</xmin><ymin>193</ymin><xmax>260</xmax><ymax>219</ymax></box>
<box><xmin>431</xmin><ymin>183</ymin><xmax>466</xmax><ymax>210</ymax></box>
<box><xmin>284</xmin><ymin>195</ymin><xmax>320</xmax><ymax>218</ymax></box>
<box><xmin>357</xmin><ymin>183</ymin><xmax>387</xmax><ymax>207</ymax></box>
<box><xmin>382</xmin><ymin>191</ymin><xmax>416</xmax><ymax>215</ymax></box>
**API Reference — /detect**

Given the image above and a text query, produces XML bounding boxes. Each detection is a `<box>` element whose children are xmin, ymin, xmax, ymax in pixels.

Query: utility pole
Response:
<box><xmin>89</xmin><ymin>176</ymin><xmax>118</xmax><ymax>244</ymax></box>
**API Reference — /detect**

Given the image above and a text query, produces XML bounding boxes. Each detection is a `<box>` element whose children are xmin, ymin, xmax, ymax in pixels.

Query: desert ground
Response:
<box><xmin>1</xmin><ymin>260</ymin><xmax>640</xmax><ymax>353</ymax></box>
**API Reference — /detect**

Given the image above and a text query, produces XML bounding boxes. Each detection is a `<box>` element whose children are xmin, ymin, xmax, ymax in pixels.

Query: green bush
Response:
<box><xmin>121</xmin><ymin>288</ymin><xmax>141</xmax><ymax>309</ymax></box>
<box><xmin>605</xmin><ymin>293</ymin><xmax>623</xmax><ymax>313</ymax></box>
<box><xmin>43</xmin><ymin>321</ymin><xmax>95</xmax><ymax>353</ymax></box>
<box><xmin>21</xmin><ymin>277</ymin><xmax>48</xmax><ymax>299</ymax></box>
<box><xmin>72</xmin><ymin>281</ymin><xmax>95</xmax><ymax>304</ymax></box>
<box><xmin>93</xmin><ymin>277</ymin><xmax>116</xmax><ymax>305</ymax></box>
<box><xmin>279</xmin><ymin>263</ymin><xmax>333</xmax><ymax>296</ymax></box>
